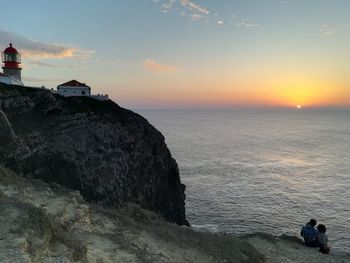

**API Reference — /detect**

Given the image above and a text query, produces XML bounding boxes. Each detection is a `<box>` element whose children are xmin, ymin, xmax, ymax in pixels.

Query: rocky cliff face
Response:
<box><xmin>0</xmin><ymin>83</ymin><xmax>188</xmax><ymax>226</ymax></box>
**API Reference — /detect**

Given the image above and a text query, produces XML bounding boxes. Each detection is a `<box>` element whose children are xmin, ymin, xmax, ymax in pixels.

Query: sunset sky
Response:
<box><xmin>0</xmin><ymin>0</ymin><xmax>349</xmax><ymax>108</ymax></box>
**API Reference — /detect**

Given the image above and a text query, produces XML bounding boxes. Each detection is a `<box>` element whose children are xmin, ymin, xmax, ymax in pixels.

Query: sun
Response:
<box><xmin>296</xmin><ymin>105</ymin><xmax>302</xmax><ymax>109</ymax></box>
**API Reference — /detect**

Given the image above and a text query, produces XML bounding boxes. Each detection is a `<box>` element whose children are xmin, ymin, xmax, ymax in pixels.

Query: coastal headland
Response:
<box><xmin>0</xmin><ymin>83</ymin><xmax>349</xmax><ymax>262</ymax></box>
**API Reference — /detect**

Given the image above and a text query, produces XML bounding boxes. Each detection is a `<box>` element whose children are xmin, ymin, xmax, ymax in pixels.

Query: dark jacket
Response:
<box><xmin>301</xmin><ymin>223</ymin><xmax>319</xmax><ymax>243</ymax></box>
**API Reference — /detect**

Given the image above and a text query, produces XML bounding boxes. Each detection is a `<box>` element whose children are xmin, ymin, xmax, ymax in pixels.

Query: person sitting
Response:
<box><xmin>317</xmin><ymin>224</ymin><xmax>330</xmax><ymax>254</ymax></box>
<box><xmin>300</xmin><ymin>219</ymin><xmax>320</xmax><ymax>247</ymax></box>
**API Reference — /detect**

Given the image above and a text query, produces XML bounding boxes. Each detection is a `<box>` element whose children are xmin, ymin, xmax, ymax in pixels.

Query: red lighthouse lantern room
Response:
<box><xmin>2</xmin><ymin>43</ymin><xmax>22</xmax><ymax>81</ymax></box>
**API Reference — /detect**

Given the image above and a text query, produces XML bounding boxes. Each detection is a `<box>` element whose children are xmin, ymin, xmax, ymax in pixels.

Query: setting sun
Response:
<box><xmin>297</xmin><ymin>105</ymin><xmax>302</xmax><ymax>109</ymax></box>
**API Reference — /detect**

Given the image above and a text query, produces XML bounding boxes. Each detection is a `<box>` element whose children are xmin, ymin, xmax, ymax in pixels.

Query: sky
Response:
<box><xmin>0</xmin><ymin>0</ymin><xmax>349</xmax><ymax>109</ymax></box>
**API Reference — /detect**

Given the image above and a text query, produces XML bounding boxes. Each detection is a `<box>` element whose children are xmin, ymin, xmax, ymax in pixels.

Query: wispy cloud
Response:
<box><xmin>28</xmin><ymin>61</ymin><xmax>60</xmax><ymax>68</ymax></box>
<box><xmin>319</xmin><ymin>24</ymin><xmax>337</xmax><ymax>36</ymax></box>
<box><xmin>153</xmin><ymin>0</ymin><xmax>210</xmax><ymax>21</ymax></box>
<box><xmin>153</xmin><ymin>0</ymin><xmax>176</xmax><ymax>13</ymax></box>
<box><xmin>234</xmin><ymin>21</ymin><xmax>260</xmax><ymax>28</ymax></box>
<box><xmin>27</xmin><ymin>60</ymin><xmax>81</xmax><ymax>69</ymax></box>
<box><xmin>180</xmin><ymin>0</ymin><xmax>210</xmax><ymax>15</ymax></box>
<box><xmin>280</xmin><ymin>0</ymin><xmax>294</xmax><ymax>10</ymax></box>
<box><xmin>152</xmin><ymin>1</ymin><xmax>259</xmax><ymax>28</ymax></box>
<box><xmin>225</xmin><ymin>15</ymin><xmax>260</xmax><ymax>29</ymax></box>
<box><xmin>22</xmin><ymin>76</ymin><xmax>66</xmax><ymax>83</ymax></box>
<box><xmin>143</xmin><ymin>59</ymin><xmax>181</xmax><ymax>73</ymax></box>
<box><xmin>0</xmin><ymin>30</ymin><xmax>94</xmax><ymax>60</ymax></box>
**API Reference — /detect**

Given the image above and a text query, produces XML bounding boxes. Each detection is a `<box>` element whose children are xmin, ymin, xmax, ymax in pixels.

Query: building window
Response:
<box><xmin>82</xmin><ymin>91</ymin><xmax>86</xmax><ymax>95</ymax></box>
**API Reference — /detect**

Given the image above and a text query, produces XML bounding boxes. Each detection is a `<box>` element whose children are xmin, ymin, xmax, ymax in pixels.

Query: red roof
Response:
<box><xmin>3</xmin><ymin>43</ymin><xmax>19</xmax><ymax>54</ymax></box>
<box><xmin>58</xmin><ymin>80</ymin><xmax>90</xmax><ymax>88</ymax></box>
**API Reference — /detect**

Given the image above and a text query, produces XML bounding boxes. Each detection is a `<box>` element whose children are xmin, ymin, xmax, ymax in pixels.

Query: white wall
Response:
<box><xmin>0</xmin><ymin>76</ymin><xmax>23</xmax><ymax>86</ymax></box>
<box><xmin>57</xmin><ymin>86</ymin><xmax>91</xmax><ymax>97</ymax></box>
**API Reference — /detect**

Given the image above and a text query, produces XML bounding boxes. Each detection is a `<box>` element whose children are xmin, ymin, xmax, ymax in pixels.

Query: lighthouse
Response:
<box><xmin>0</xmin><ymin>43</ymin><xmax>23</xmax><ymax>86</ymax></box>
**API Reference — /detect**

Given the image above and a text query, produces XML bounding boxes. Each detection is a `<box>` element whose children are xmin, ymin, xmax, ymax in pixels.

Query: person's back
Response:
<box><xmin>300</xmin><ymin>219</ymin><xmax>319</xmax><ymax>247</ymax></box>
<box><xmin>317</xmin><ymin>224</ymin><xmax>330</xmax><ymax>254</ymax></box>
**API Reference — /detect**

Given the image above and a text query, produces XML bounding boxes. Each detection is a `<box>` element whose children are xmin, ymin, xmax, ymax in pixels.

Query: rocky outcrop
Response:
<box><xmin>0</xmin><ymin>165</ymin><xmax>264</xmax><ymax>263</ymax></box>
<box><xmin>0</xmin><ymin>83</ymin><xmax>188</xmax><ymax>226</ymax></box>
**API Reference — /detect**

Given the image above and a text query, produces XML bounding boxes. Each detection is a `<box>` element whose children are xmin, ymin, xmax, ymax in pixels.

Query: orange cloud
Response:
<box><xmin>143</xmin><ymin>59</ymin><xmax>181</xmax><ymax>73</ymax></box>
<box><xmin>0</xmin><ymin>30</ymin><xmax>94</xmax><ymax>59</ymax></box>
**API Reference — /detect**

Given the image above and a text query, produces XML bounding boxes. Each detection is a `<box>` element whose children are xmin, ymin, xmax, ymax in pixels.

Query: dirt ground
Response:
<box><xmin>0</xmin><ymin>166</ymin><xmax>349</xmax><ymax>263</ymax></box>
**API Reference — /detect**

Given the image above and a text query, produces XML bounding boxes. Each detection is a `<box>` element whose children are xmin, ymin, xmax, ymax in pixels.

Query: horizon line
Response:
<box><xmin>130</xmin><ymin>105</ymin><xmax>350</xmax><ymax>111</ymax></box>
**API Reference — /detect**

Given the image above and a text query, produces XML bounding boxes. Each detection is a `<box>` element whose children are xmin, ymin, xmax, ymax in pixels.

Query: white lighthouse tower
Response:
<box><xmin>0</xmin><ymin>43</ymin><xmax>23</xmax><ymax>86</ymax></box>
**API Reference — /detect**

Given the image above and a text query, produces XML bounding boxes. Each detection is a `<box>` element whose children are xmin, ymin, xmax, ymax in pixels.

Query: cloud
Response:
<box><xmin>153</xmin><ymin>0</ymin><xmax>210</xmax><ymax>21</ymax></box>
<box><xmin>153</xmin><ymin>0</ymin><xmax>176</xmax><ymax>13</ymax></box>
<box><xmin>152</xmin><ymin>1</ymin><xmax>259</xmax><ymax>28</ymax></box>
<box><xmin>22</xmin><ymin>76</ymin><xmax>66</xmax><ymax>83</ymax></box>
<box><xmin>143</xmin><ymin>59</ymin><xmax>180</xmax><ymax>73</ymax></box>
<box><xmin>180</xmin><ymin>0</ymin><xmax>209</xmax><ymax>15</ymax></box>
<box><xmin>234</xmin><ymin>21</ymin><xmax>260</xmax><ymax>28</ymax></box>
<box><xmin>27</xmin><ymin>60</ymin><xmax>81</xmax><ymax>69</ymax></box>
<box><xmin>28</xmin><ymin>61</ymin><xmax>60</xmax><ymax>68</ymax></box>
<box><xmin>280</xmin><ymin>0</ymin><xmax>294</xmax><ymax>10</ymax></box>
<box><xmin>319</xmin><ymin>24</ymin><xmax>337</xmax><ymax>36</ymax></box>
<box><xmin>0</xmin><ymin>30</ymin><xmax>94</xmax><ymax>60</ymax></box>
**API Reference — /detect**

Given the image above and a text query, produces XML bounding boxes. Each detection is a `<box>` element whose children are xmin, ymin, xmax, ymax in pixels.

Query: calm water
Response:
<box><xmin>137</xmin><ymin>109</ymin><xmax>350</xmax><ymax>252</ymax></box>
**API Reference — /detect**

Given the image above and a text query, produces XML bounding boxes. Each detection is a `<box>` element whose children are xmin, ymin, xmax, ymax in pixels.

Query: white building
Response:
<box><xmin>0</xmin><ymin>72</ymin><xmax>23</xmax><ymax>86</ymax></box>
<box><xmin>57</xmin><ymin>79</ymin><xmax>109</xmax><ymax>101</ymax></box>
<box><xmin>57</xmin><ymin>80</ymin><xmax>91</xmax><ymax>97</ymax></box>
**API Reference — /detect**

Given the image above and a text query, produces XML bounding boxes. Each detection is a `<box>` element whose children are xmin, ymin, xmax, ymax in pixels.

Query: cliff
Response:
<box><xmin>1</xmin><ymin>83</ymin><xmax>350</xmax><ymax>263</ymax></box>
<box><xmin>0</xmin><ymin>83</ymin><xmax>187</xmax><ymax>226</ymax></box>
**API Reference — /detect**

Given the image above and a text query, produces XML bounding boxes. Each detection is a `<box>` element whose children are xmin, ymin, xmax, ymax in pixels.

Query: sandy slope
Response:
<box><xmin>244</xmin><ymin>233</ymin><xmax>350</xmax><ymax>263</ymax></box>
<box><xmin>0</xmin><ymin>166</ymin><xmax>262</xmax><ymax>263</ymax></box>
<box><xmin>0</xmin><ymin>166</ymin><xmax>349</xmax><ymax>263</ymax></box>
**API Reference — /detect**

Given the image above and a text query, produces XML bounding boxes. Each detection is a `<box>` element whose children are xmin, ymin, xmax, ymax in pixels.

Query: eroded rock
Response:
<box><xmin>0</xmin><ymin>83</ymin><xmax>188</xmax><ymax>226</ymax></box>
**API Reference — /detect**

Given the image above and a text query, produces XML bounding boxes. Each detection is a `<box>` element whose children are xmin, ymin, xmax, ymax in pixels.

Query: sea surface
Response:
<box><xmin>137</xmin><ymin>109</ymin><xmax>350</xmax><ymax>252</ymax></box>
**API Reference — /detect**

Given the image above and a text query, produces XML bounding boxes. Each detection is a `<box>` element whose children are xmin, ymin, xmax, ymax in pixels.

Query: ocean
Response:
<box><xmin>136</xmin><ymin>109</ymin><xmax>350</xmax><ymax>252</ymax></box>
